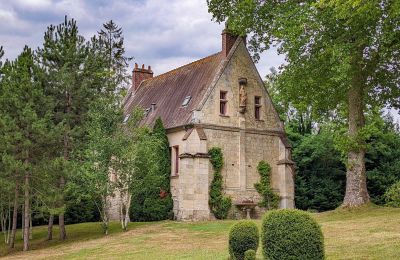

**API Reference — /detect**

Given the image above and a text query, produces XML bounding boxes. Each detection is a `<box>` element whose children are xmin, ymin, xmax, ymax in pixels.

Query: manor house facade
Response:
<box><xmin>111</xmin><ymin>30</ymin><xmax>295</xmax><ymax>221</ymax></box>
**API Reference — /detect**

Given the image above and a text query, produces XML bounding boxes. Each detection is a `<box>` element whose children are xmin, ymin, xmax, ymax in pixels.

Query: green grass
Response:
<box><xmin>1</xmin><ymin>206</ymin><xmax>400</xmax><ymax>259</ymax></box>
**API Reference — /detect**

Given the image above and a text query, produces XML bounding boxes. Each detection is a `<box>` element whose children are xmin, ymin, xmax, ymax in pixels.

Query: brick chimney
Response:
<box><xmin>131</xmin><ymin>63</ymin><xmax>153</xmax><ymax>92</ymax></box>
<box><xmin>222</xmin><ymin>29</ymin><xmax>238</xmax><ymax>58</ymax></box>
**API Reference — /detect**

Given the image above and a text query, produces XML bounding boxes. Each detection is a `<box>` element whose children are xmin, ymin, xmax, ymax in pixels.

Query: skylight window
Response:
<box><xmin>123</xmin><ymin>114</ymin><xmax>130</xmax><ymax>124</ymax></box>
<box><xmin>182</xmin><ymin>96</ymin><xmax>191</xmax><ymax>107</ymax></box>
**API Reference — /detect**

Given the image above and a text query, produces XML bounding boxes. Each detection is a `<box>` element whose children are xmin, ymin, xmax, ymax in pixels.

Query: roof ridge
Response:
<box><xmin>144</xmin><ymin>52</ymin><xmax>221</xmax><ymax>82</ymax></box>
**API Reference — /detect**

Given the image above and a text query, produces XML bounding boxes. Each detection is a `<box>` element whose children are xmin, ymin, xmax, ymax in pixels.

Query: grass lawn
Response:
<box><xmin>1</xmin><ymin>205</ymin><xmax>399</xmax><ymax>259</ymax></box>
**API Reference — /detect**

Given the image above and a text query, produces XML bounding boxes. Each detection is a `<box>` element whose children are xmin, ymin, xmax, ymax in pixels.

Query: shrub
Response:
<box><xmin>385</xmin><ymin>181</ymin><xmax>400</xmax><ymax>207</ymax></box>
<box><xmin>209</xmin><ymin>147</ymin><xmax>232</xmax><ymax>219</ymax></box>
<box><xmin>254</xmin><ymin>161</ymin><xmax>279</xmax><ymax>209</ymax></box>
<box><xmin>244</xmin><ymin>249</ymin><xmax>256</xmax><ymax>260</ymax></box>
<box><xmin>229</xmin><ymin>220</ymin><xmax>259</xmax><ymax>260</ymax></box>
<box><xmin>261</xmin><ymin>209</ymin><xmax>324</xmax><ymax>260</ymax></box>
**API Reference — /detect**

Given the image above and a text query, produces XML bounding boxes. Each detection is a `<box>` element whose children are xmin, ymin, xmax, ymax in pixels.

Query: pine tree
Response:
<box><xmin>0</xmin><ymin>46</ymin><xmax>51</xmax><ymax>250</ymax></box>
<box><xmin>37</xmin><ymin>16</ymin><xmax>92</xmax><ymax>240</ymax></box>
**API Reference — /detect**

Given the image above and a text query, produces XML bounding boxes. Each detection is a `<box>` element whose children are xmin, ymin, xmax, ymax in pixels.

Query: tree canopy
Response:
<box><xmin>207</xmin><ymin>0</ymin><xmax>400</xmax><ymax>207</ymax></box>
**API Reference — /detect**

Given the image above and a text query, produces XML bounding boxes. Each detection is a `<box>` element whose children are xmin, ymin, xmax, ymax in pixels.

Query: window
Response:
<box><xmin>255</xmin><ymin>96</ymin><xmax>261</xmax><ymax>120</ymax></box>
<box><xmin>123</xmin><ymin>114</ymin><xmax>130</xmax><ymax>124</ymax></box>
<box><xmin>220</xmin><ymin>91</ymin><xmax>227</xmax><ymax>115</ymax></box>
<box><xmin>173</xmin><ymin>146</ymin><xmax>179</xmax><ymax>175</ymax></box>
<box><xmin>182</xmin><ymin>96</ymin><xmax>191</xmax><ymax>107</ymax></box>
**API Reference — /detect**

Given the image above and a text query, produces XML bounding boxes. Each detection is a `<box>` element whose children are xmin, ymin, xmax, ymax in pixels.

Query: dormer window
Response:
<box><xmin>144</xmin><ymin>108</ymin><xmax>151</xmax><ymax>117</ymax></box>
<box><xmin>182</xmin><ymin>96</ymin><xmax>191</xmax><ymax>107</ymax></box>
<box><xmin>220</xmin><ymin>91</ymin><xmax>227</xmax><ymax>115</ymax></box>
<box><xmin>123</xmin><ymin>114</ymin><xmax>130</xmax><ymax>124</ymax></box>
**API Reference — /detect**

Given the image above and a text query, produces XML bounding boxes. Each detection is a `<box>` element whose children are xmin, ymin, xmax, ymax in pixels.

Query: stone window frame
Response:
<box><xmin>254</xmin><ymin>96</ymin><xmax>261</xmax><ymax>120</ymax></box>
<box><xmin>220</xmin><ymin>91</ymin><xmax>228</xmax><ymax>116</ymax></box>
<box><xmin>173</xmin><ymin>145</ymin><xmax>179</xmax><ymax>176</ymax></box>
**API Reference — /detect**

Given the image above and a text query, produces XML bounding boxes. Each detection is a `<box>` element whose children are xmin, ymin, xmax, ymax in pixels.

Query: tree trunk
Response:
<box><xmin>59</xmin><ymin>175</ymin><xmax>66</xmax><ymax>240</ymax></box>
<box><xmin>59</xmin><ymin>91</ymin><xmax>71</xmax><ymax>241</ymax></box>
<box><xmin>47</xmin><ymin>214</ymin><xmax>54</xmax><ymax>240</ymax></box>
<box><xmin>29</xmin><ymin>214</ymin><xmax>32</xmax><ymax>240</ymax></box>
<box><xmin>342</xmin><ymin>72</ymin><xmax>370</xmax><ymax>207</ymax></box>
<box><xmin>23</xmin><ymin>171</ymin><xmax>30</xmax><ymax>251</ymax></box>
<box><xmin>8</xmin><ymin>182</ymin><xmax>18</xmax><ymax>249</ymax></box>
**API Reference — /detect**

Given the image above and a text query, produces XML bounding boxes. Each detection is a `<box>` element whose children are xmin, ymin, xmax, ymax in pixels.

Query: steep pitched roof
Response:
<box><xmin>124</xmin><ymin>52</ymin><xmax>223</xmax><ymax>129</ymax></box>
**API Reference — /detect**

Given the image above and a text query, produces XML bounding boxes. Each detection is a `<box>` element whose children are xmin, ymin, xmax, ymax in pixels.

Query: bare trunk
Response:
<box><xmin>29</xmin><ymin>214</ymin><xmax>32</xmax><ymax>240</ymax></box>
<box><xmin>59</xmin><ymin>91</ymin><xmax>71</xmax><ymax>240</ymax></box>
<box><xmin>23</xmin><ymin>171</ymin><xmax>30</xmax><ymax>251</ymax></box>
<box><xmin>101</xmin><ymin>197</ymin><xmax>109</xmax><ymax>235</ymax></box>
<box><xmin>59</xmin><ymin>175</ymin><xmax>66</xmax><ymax>240</ymax></box>
<box><xmin>47</xmin><ymin>214</ymin><xmax>54</xmax><ymax>240</ymax></box>
<box><xmin>120</xmin><ymin>192</ymin><xmax>131</xmax><ymax>231</ymax></box>
<box><xmin>342</xmin><ymin>69</ymin><xmax>370</xmax><ymax>207</ymax></box>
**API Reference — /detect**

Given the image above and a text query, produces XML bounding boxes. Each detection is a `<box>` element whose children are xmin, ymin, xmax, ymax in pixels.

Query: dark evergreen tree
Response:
<box><xmin>37</xmin><ymin>16</ymin><xmax>93</xmax><ymax>240</ymax></box>
<box><xmin>130</xmin><ymin>118</ymin><xmax>173</xmax><ymax>221</ymax></box>
<box><xmin>0</xmin><ymin>46</ymin><xmax>52</xmax><ymax>250</ymax></box>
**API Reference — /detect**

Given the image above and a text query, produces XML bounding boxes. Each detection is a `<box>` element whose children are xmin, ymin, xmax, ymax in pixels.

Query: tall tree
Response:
<box><xmin>208</xmin><ymin>0</ymin><xmax>400</xmax><ymax>207</ymax></box>
<box><xmin>0</xmin><ymin>46</ymin><xmax>51</xmax><ymax>250</ymax></box>
<box><xmin>98</xmin><ymin>20</ymin><xmax>133</xmax><ymax>91</ymax></box>
<box><xmin>37</xmin><ymin>16</ymin><xmax>91</xmax><ymax>239</ymax></box>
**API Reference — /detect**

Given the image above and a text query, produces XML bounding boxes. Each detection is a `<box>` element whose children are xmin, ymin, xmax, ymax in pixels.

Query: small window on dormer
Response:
<box><xmin>182</xmin><ymin>96</ymin><xmax>191</xmax><ymax>107</ymax></box>
<box><xmin>144</xmin><ymin>108</ymin><xmax>151</xmax><ymax>117</ymax></box>
<box><xmin>123</xmin><ymin>114</ymin><xmax>130</xmax><ymax>124</ymax></box>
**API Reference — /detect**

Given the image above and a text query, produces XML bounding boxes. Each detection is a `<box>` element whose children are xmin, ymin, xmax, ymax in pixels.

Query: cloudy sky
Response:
<box><xmin>0</xmin><ymin>0</ymin><xmax>284</xmax><ymax>77</ymax></box>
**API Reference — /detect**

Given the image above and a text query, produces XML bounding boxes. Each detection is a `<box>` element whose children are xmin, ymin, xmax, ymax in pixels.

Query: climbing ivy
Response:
<box><xmin>254</xmin><ymin>161</ymin><xmax>279</xmax><ymax>210</ymax></box>
<box><xmin>209</xmin><ymin>147</ymin><xmax>232</xmax><ymax>219</ymax></box>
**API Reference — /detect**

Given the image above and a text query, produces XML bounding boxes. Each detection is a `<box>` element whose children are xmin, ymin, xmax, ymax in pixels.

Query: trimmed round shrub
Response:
<box><xmin>244</xmin><ymin>249</ymin><xmax>256</xmax><ymax>260</ymax></box>
<box><xmin>229</xmin><ymin>220</ymin><xmax>259</xmax><ymax>260</ymax></box>
<box><xmin>262</xmin><ymin>209</ymin><xmax>324</xmax><ymax>260</ymax></box>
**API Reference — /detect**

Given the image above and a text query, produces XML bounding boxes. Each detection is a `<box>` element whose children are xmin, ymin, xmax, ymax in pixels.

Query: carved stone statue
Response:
<box><xmin>238</xmin><ymin>78</ymin><xmax>247</xmax><ymax>113</ymax></box>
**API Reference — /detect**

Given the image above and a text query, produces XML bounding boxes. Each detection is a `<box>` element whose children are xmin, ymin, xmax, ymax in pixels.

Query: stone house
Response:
<box><xmin>112</xmin><ymin>30</ymin><xmax>295</xmax><ymax>221</ymax></box>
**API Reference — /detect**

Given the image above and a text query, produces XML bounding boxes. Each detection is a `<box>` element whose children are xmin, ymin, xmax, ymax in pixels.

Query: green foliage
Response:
<box><xmin>208</xmin><ymin>0</ymin><xmax>400</xmax><ymax>207</ymax></box>
<box><xmin>208</xmin><ymin>147</ymin><xmax>231</xmax><ymax>219</ymax></box>
<box><xmin>244</xmin><ymin>249</ymin><xmax>256</xmax><ymax>260</ymax></box>
<box><xmin>262</xmin><ymin>209</ymin><xmax>325</xmax><ymax>260</ymax></box>
<box><xmin>254</xmin><ymin>161</ymin><xmax>279</xmax><ymax>210</ymax></box>
<box><xmin>365</xmin><ymin>114</ymin><xmax>400</xmax><ymax>205</ymax></box>
<box><xmin>130</xmin><ymin>118</ymin><xmax>173</xmax><ymax>221</ymax></box>
<box><xmin>384</xmin><ymin>181</ymin><xmax>400</xmax><ymax>208</ymax></box>
<box><xmin>293</xmin><ymin>131</ymin><xmax>346</xmax><ymax>211</ymax></box>
<box><xmin>229</xmin><ymin>220</ymin><xmax>259</xmax><ymax>260</ymax></box>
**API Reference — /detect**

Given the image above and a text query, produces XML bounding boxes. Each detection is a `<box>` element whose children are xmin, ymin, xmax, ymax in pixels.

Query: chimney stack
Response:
<box><xmin>222</xmin><ymin>29</ymin><xmax>238</xmax><ymax>58</ymax></box>
<box><xmin>222</xmin><ymin>29</ymin><xmax>247</xmax><ymax>58</ymax></box>
<box><xmin>131</xmin><ymin>63</ymin><xmax>153</xmax><ymax>93</ymax></box>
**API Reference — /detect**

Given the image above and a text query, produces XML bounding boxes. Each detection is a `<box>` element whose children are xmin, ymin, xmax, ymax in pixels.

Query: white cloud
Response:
<box><xmin>13</xmin><ymin>0</ymin><xmax>52</xmax><ymax>10</ymax></box>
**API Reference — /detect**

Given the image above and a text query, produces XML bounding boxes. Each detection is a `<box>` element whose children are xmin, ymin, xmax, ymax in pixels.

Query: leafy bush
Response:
<box><xmin>261</xmin><ymin>209</ymin><xmax>324</xmax><ymax>260</ymax></box>
<box><xmin>229</xmin><ymin>220</ymin><xmax>259</xmax><ymax>260</ymax></box>
<box><xmin>209</xmin><ymin>147</ymin><xmax>231</xmax><ymax>219</ymax></box>
<box><xmin>130</xmin><ymin>118</ymin><xmax>173</xmax><ymax>221</ymax></box>
<box><xmin>254</xmin><ymin>161</ymin><xmax>279</xmax><ymax>209</ymax></box>
<box><xmin>244</xmin><ymin>249</ymin><xmax>256</xmax><ymax>260</ymax></box>
<box><xmin>384</xmin><ymin>181</ymin><xmax>400</xmax><ymax>207</ymax></box>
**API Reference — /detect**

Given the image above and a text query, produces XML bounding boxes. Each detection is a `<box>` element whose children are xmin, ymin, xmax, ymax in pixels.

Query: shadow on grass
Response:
<box><xmin>0</xmin><ymin>221</ymin><xmax>154</xmax><ymax>257</ymax></box>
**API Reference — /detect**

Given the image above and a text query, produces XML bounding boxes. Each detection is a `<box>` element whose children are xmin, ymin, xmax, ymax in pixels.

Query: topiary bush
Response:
<box><xmin>209</xmin><ymin>147</ymin><xmax>232</xmax><ymax>219</ymax></box>
<box><xmin>262</xmin><ymin>209</ymin><xmax>324</xmax><ymax>260</ymax></box>
<box><xmin>244</xmin><ymin>249</ymin><xmax>256</xmax><ymax>260</ymax></box>
<box><xmin>384</xmin><ymin>181</ymin><xmax>400</xmax><ymax>207</ymax></box>
<box><xmin>229</xmin><ymin>220</ymin><xmax>259</xmax><ymax>260</ymax></box>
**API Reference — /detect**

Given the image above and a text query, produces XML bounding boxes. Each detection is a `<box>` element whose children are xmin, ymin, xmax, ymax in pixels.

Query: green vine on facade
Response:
<box><xmin>254</xmin><ymin>161</ymin><xmax>279</xmax><ymax>210</ymax></box>
<box><xmin>209</xmin><ymin>147</ymin><xmax>232</xmax><ymax>219</ymax></box>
